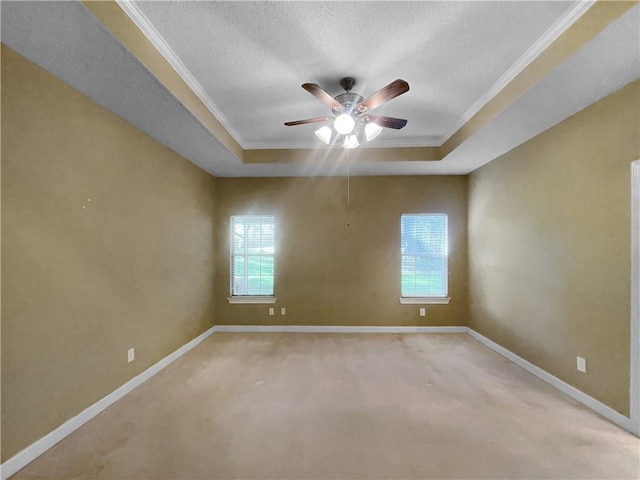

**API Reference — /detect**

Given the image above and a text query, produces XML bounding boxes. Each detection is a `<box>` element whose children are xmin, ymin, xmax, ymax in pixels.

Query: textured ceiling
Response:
<box><xmin>134</xmin><ymin>1</ymin><xmax>576</xmax><ymax>149</ymax></box>
<box><xmin>1</xmin><ymin>1</ymin><xmax>639</xmax><ymax>177</ymax></box>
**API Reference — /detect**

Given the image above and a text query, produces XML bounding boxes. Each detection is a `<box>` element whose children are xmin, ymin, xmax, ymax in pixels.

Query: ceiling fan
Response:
<box><xmin>284</xmin><ymin>77</ymin><xmax>409</xmax><ymax>149</ymax></box>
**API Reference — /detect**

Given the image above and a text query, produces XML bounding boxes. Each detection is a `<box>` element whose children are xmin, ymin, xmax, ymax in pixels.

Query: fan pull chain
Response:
<box><xmin>347</xmin><ymin>149</ymin><xmax>351</xmax><ymax>227</ymax></box>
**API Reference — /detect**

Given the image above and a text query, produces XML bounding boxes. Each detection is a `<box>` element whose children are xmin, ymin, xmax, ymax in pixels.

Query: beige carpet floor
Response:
<box><xmin>11</xmin><ymin>333</ymin><xmax>640</xmax><ymax>479</ymax></box>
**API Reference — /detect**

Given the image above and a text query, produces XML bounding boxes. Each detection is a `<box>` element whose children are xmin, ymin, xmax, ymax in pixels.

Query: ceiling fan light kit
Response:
<box><xmin>285</xmin><ymin>77</ymin><xmax>410</xmax><ymax>149</ymax></box>
<box><xmin>365</xmin><ymin>122</ymin><xmax>383</xmax><ymax>141</ymax></box>
<box><xmin>343</xmin><ymin>134</ymin><xmax>360</xmax><ymax>149</ymax></box>
<box><xmin>314</xmin><ymin>125</ymin><xmax>333</xmax><ymax>144</ymax></box>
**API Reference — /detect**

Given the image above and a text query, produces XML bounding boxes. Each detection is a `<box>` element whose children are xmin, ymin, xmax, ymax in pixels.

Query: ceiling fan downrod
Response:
<box><xmin>339</xmin><ymin>77</ymin><xmax>356</xmax><ymax>92</ymax></box>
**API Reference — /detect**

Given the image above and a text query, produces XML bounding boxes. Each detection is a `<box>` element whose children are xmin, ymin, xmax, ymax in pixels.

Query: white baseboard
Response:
<box><xmin>213</xmin><ymin>325</ymin><xmax>467</xmax><ymax>334</ymax></box>
<box><xmin>466</xmin><ymin>328</ymin><xmax>637</xmax><ymax>436</ymax></box>
<box><xmin>3</xmin><ymin>324</ymin><xmax>636</xmax><ymax>480</ymax></box>
<box><xmin>214</xmin><ymin>324</ymin><xmax>637</xmax><ymax>436</ymax></box>
<box><xmin>0</xmin><ymin>326</ymin><xmax>216</xmax><ymax>480</ymax></box>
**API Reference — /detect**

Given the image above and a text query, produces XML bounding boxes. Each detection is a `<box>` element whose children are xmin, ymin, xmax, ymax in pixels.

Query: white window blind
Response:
<box><xmin>231</xmin><ymin>215</ymin><xmax>275</xmax><ymax>296</ymax></box>
<box><xmin>401</xmin><ymin>214</ymin><xmax>448</xmax><ymax>297</ymax></box>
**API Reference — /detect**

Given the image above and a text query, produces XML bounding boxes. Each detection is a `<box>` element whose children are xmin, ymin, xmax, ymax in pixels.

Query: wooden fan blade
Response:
<box><xmin>367</xmin><ymin>114</ymin><xmax>408</xmax><ymax>130</ymax></box>
<box><xmin>302</xmin><ymin>83</ymin><xmax>344</xmax><ymax>111</ymax></box>
<box><xmin>284</xmin><ymin>116</ymin><xmax>330</xmax><ymax>126</ymax></box>
<box><xmin>357</xmin><ymin>79</ymin><xmax>409</xmax><ymax>112</ymax></box>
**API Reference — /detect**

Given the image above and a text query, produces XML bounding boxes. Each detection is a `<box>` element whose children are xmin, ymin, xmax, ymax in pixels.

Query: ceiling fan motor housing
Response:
<box><xmin>332</xmin><ymin>92</ymin><xmax>364</xmax><ymax>116</ymax></box>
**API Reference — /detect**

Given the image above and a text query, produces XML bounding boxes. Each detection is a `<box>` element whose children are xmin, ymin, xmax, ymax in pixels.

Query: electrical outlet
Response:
<box><xmin>419</xmin><ymin>307</ymin><xmax>426</xmax><ymax>317</ymax></box>
<box><xmin>281</xmin><ymin>307</ymin><xmax>286</xmax><ymax>315</ymax></box>
<box><xmin>127</xmin><ymin>348</ymin><xmax>135</xmax><ymax>363</ymax></box>
<box><xmin>576</xmin><ymin>356</ymin><xmax>587</xmax><ymax>373</ymax></box>
<box><xmin>268</xmin><ymin>307</ymin><xmax>274</xmax><ymax>316</ymax></box>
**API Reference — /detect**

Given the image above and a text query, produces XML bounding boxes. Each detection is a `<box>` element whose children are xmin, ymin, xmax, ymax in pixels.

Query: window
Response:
<box><xmin>401</xmin><ymin>214</ymin><xmax>448</xmax><ymax>299</ymax></box>
<box><xmin>230</xmin><ymin>215</ymin><xmax>275</xmax><ymax>297</ymax></box>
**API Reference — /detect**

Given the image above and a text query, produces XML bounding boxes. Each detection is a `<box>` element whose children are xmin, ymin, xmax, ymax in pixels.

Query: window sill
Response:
<box><xmin>399</xmin><ymin>297</ymin><xmax>451</xmax><ymax>305</ymax></box>
<box><xmin>227</xmin><ymin>296</ymin><xmax>277</xmax><ymax>304</ymax></box>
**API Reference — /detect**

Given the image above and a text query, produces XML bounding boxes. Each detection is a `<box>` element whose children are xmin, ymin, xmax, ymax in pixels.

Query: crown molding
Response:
<box><xmin>115</xmin><ymin>0</ymin><xmax>597</xmax><ymax>157</ymax></box>
<box><xmin>115</xmin><ymin>0</ymin><xmax>246</xmax><ymax>149</ymax></box>
<box><xmin>371</xmin><ymin>136</ymin><xmax>443</xmax><ymax>148</ymax></box>
<box><xmin>243</xmin><ymin>135</ymin><xmax>443</xmax><ymax>150</ymax></box>
<box><xmin>243</xmin><ymin>146</ymin><xmax>442</xmax><ymax>164</ymax></box>
<box><xmin>440</xmin><ymin>0</ymin><xmax>596</xmax><ymax>145</ymax></box>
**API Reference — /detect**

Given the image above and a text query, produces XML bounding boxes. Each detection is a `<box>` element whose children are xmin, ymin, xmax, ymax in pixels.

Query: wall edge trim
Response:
<box><xmin>0</xmin><ymin>325</ymin><xmax>217</xmax><ymax>480</ymax></box>
<box><xmin>630</xmin><ymin>160</ymin><xmax>640</xmax><ymax>433</ymax></box>
<box><xmin>440</xmin><ymin>0</ymin><xmax>595</xmax><ymax>144</ymax></box>
<box><xmin>114</xmin><ymin>0</ymin><xmax>245</xmax><ymax>148</ymax></box>
<box><xmin>3</xmin><ymin>324</ymin><xmax>636</xmax><ymax>479</ymax></box>
<box><xmin>466</xmin><ymin>328</ymin><xmax>638</xmax><ymax>436</ymax></box>
<box><xmin>212</xmin><ymin>325</ymin><xmax>467</xmax><ymax>334</ymax></box>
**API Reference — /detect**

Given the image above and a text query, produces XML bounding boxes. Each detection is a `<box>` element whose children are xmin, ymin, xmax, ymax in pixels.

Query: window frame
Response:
<box><xmin>399</xmin><ymin>213</ymin><xmax>451</xmax><ymax>305</ymax></box>
<box><xmin>227</xmin><ymin>214</ymin><xmax>277</xmax><ymax>304</ymax></box>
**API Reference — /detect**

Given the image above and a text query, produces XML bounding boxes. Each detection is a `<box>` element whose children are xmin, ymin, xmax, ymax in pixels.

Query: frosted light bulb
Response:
<box><xmin>365</xmin><ymin>122</ymin><xmax>383</xmax><ymax>141</ymax></box>
<box><xmin>314</xmin><ymin>126</ymin><xmax>332</xmax><ymax>144</ymax></box>
<box><xmin>343</xmin><ymin>134</ymin><xmax>359</xmax><ymax>149</ymax></box>
<box><xmin>334</xmin><ymin>114</ymin><xmax>356</xmax><ymax>135</ymax></box>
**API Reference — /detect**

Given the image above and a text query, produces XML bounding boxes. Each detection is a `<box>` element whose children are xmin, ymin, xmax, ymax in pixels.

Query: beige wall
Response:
<box><xmin>1</xmin><ymin>46</ymin><xmax>217</xmax><ymax>460</ymax></box>
<box><xmin>214</xmin><ymin>176</ymin><xmax>468</xmax><ymax>327</ymax></box>
<box><xmin>468</xmin><ymin>79</ymin><xmax>640</xmax><ymax>415</ymax></box>
<box><xmin>3</xmin><ymin>32</ymin><xmax>637</xmax><ymax>465</ymax></box>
